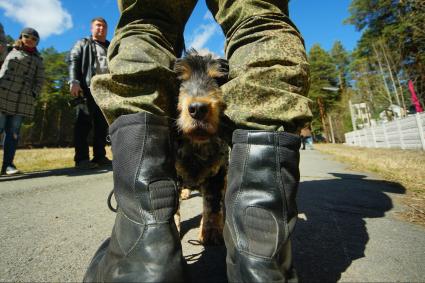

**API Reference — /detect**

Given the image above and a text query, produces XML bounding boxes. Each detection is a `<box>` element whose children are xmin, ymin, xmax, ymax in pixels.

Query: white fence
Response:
<box><xmin>345</xmin><ymin>112</ymin><xmax>425</xmax><ymax>150</ymax></box>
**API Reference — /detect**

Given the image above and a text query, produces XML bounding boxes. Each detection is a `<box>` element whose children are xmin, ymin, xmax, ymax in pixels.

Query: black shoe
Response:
<box><xmin>75</xmin><ymin>160</ymin><xmax>98</xmax><ymax>170</ymax></box>
<box><xmin>224</xmin><ymin>130</ymin><xmax>301</xmax><ymax>282</ymax></box>
<box><xmin>92</xmin><ymin>156</ymin><xmax>112</xmax><ymax>167</ymax></box>
<box><xmin>83</xmin><ymin>112</ymin><xmax>185</xmax><ymax>283</ymax></box>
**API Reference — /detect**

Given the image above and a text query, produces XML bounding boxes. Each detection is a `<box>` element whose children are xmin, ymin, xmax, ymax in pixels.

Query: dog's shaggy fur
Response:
<box><xmin>173</xmin><ymin>50</ymin><xmax>229</xmax><ymax>245</ymax></box>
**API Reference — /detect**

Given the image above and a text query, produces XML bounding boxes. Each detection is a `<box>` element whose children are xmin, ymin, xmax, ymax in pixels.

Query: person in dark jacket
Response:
<box><xmin>0</xmin><ymin>27</ymin><xmax>44</xmax><ymax>175</ymax></box>
<box><xmin>68</xmin><ymin>17</ymin><xmax>111</xmax><ymax>170</ymax></box>
<box><xmin>300</xmin><ymin>122</ymin><xmax>313</xmax><ymax>150</ymax></box>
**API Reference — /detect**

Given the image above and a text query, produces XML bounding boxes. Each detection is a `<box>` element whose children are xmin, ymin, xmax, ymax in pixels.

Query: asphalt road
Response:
<box><xmin>1</xmin><ymin>149</ymin><xmax>424</xmax><ymax>282</ymax></box>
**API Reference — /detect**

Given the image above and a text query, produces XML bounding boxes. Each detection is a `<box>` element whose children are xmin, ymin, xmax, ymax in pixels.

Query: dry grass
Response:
<box><xmin>0</xmin><ymin>146</ymin><xmax>112</xmax><ymax>173</ymax></box>
<box><xmin>315</xmin><ymin>144</ymin><xmax>425</xmax><ymax>226</ymax></box>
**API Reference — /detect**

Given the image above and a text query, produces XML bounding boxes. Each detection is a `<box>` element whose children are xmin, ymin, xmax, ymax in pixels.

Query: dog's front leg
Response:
<box><xmin>174</xmin><ymin>185</ymin><xmax>183</xmax><ymax>234</ymax></box>
<box><xmin>199</xmin><ymin>167</ymin><xmax>226</xmax><ymax>245</ymax></box>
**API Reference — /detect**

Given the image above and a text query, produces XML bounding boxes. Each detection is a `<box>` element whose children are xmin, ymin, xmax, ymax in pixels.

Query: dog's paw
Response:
<box><xmin>180</xmin><ymin>188</ymin><xmax>191</xmax><ymax>200</ymax></box>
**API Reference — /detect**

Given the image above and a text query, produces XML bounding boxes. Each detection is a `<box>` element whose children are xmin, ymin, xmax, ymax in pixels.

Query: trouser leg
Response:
<box><xmin>2</xmin><ymin>115</ymin><xmax>23</xmax><ymax>169</ymax></box>
<box><xmin>74</xmin><ymin>108</ymin><xmax>91</xmax><ymax>163</ymax></box>
<box><xmin>207</xmin><ymin>0</ymin><xmax>312</xmax><ymax>132</ymax></box>
<box><xmin>86</xmin><ymin>94</ymin><xmax>108</xmax><ymax>161</ymax></box>
<box><xmin>84</xmin><ymin>2</ymin><xmax>200</xmax><ymax>281</ymax></box>
<box><xmin>90</xmin><ymin>0</ymin><xmax>198</xmax><ymax>124</ymax></box>
<box><xmin>202</xmin><ymin>2</ymin><xmax>309</xmax><ymax>281</ymax></box>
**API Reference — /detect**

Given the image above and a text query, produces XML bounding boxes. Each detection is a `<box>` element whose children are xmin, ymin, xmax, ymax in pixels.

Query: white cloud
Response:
<box><xmin>0</xmin><ymin>0</ymin><xmax>73</xmax><ymax>39</ymax></box>
<box><xmin>187</xmin><ymin>11</ymin><xmax>224</xmax><ymax>56</ymax></box>
<box><xmin>203</xmin><ymin>11</ymin><xmax>214</xmax><ymax>21</ymax></box>
<box><xmin>196</xmin><ymin>48</ymin><xmax>220</xmax><ymax>58</ymax></box>
<box><xmin>187</xmin><ymin>23</ymin><xmax>219</xmax><ymax>50</ymax></box>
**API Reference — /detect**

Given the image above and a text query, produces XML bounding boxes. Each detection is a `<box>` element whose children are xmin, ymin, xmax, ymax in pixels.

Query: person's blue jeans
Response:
<box><xmin>305</xmin><ymin>136</ymin><xmax>313</xmax><ymax>149</ymax></box>
<box><xmin>0</xmin><ymin>113</ymin><xmax>23</xmax><ymax>171</ymax></box>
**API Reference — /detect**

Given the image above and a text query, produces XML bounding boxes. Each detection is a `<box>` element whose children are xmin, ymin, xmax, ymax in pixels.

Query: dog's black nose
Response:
<box><xmin>188</xmin><ymin>102</ymin><xmax>208</xmax><ymax>120</ymax></box>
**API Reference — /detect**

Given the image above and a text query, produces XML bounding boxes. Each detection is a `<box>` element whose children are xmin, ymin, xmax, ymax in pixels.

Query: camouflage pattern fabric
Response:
<box><xmin>91</xmin><ymin>0</ymin><xmax>312</xmax><ymax>132</ymax></box>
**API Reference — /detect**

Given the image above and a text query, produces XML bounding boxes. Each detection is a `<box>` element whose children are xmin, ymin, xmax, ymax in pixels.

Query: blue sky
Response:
<box><xmin>0</xmin><ymin>0</ymin><xmax>361</xmax><ymax>55</ymax></box>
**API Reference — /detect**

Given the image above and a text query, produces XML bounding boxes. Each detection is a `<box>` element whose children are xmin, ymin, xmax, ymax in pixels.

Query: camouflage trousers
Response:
<box><xmin>91</xmin><ymin>0</ymin><xmax>312</xmax><ymax>132</ymax></box>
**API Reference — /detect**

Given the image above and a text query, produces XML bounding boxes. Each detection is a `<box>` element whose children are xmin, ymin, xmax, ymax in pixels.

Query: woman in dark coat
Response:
<box><xmin>0</xmin><ymin>27</ymin><xmax>44</xmax><ymax>175</ymax></box>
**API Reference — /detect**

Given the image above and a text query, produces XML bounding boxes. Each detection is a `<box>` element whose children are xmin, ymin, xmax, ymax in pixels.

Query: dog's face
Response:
<box><xmin>174</xmin><ymin>51</ymin><xmax>228</xmax><ymax>143</ymax></box>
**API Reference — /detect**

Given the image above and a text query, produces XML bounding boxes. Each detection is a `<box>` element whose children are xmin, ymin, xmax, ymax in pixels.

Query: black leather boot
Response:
<box><xmin>224</xmin><ymin>130</ymin><xmax>301</xmax><ymax>283</ymax></box>
<box><xmin>83</xmin><ymin>112</ymin><xmax>185</xmax><ymax>282</ymax></box>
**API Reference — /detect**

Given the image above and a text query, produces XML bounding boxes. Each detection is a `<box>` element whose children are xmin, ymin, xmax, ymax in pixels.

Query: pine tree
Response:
<box><xmin>20</xmin><ymin>48</ymin><xmax>74</xmax><ymax>146</ymax></box>
<box><xmin>346</xmin><ymin>0</ymin><xmax>425</xmax><ymax>109</ymax></box>
<box><xmin>308</xmin><ymin>44</ymin><xmax>340</xmax><ymax>141</ymax></box>
<box><xmin>330</xmin><ymin>41</ymin><xmax>354</xmax><ymax>140</ymax></box>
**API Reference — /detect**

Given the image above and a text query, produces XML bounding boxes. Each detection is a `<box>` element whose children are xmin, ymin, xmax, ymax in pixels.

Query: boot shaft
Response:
<box><xmin>224</xmin><ymin>130</ymin><xmax>301</xmax><ymax>282</ymax></box>
<box><xmin>83</xmin><ymin>112</ymin><xmax>186</xmax><ymax>282</ymax></box>
<box><xmin>109</xmin><ymin>112</ymin><xmax>178</xmax><ymax>224</ymax></box>
<box><xmin>227</xmin><ymin>130</ymin><xmax>301</xmax><ymax>225</ymax></box>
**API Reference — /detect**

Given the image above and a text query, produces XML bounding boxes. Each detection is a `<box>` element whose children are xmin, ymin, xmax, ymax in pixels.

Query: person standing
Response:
<box><xmin>83</xmin><ymin>1</ymin><xmax>312</xmax><ymax>282</ymax></box>
<box><xmin>68</xmin><ymin>17</ymin><xmax>111</xmax><ymax>170</ymax></box>
<box><xmin>301</xmin><ymin>122</ymin><xmax>313</xmax><ymax>150</ymax></box>
<box><xmin>0</xmin><ymin>27</ymin><xmax>44</xmax><ymax>175</ymax></box>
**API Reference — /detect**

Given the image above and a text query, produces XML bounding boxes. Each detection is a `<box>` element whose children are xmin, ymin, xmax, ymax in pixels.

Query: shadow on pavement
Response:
<box><xmin>178</xmin><ymin>172</ymin><xmax>406</xmax><ymax>283</ymax></box>
<box><xmin>180</xmin><ymin>213</ymin><xmax>227</xmax><ymax>283</ymax></box>
<box><xmin>185</xmin><ymin>243</ymin><xmax>227</xmax><ymax>283</ymax></box>
<box><xmin>180</xmin><ymin>214</ymin><xmax>202</xmax><ymax>239</ymax></box>
<box><xmin>0</xmin><ymin>165</ymin><xmax>112</xmax><ymax>182</ymax></box>
<box><xmin>293</xmin><ymin>173</ymin><xmax>406</xmax><ymax>282</ymax></box>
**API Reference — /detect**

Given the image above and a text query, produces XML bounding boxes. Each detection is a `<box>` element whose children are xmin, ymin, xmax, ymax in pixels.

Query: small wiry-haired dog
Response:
<box><xmin>173</xmin><ymin>50</ymin><xmax>229</xmax><ymax>245</ymax></box>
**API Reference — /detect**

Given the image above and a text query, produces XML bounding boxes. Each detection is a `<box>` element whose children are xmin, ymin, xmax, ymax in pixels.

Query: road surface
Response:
<box><xmin>1</xmin><ymin>150</ymin><xmax>424</xmax><ymax>282</ymax></box>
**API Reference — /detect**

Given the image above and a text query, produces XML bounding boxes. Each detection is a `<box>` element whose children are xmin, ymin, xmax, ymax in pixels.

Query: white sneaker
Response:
<box><xmin>5</xmin><ymin>166</ymin><xmax>20</xmax><ymax>175</ymax></box>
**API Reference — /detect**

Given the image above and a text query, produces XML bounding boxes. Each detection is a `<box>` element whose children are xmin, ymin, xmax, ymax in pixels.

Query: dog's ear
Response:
<box><xmin>208</xmin><ymin>58</ymin><xmax>229</xmax><ymax>86</ymax></box>
<box><xmin>174</xmin><ymin>59</ymin><xmax>192</xmax><ymax>81</ymax></box>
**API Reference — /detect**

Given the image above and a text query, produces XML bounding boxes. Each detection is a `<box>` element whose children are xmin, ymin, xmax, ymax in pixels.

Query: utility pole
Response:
<box><xmin>372</xmin><ymin>43</ymin><xmax>394</xmax><ymax>107</ymax></box>
<box><xmin>349</xmin><ymin>99</ymin><xmax>356</xmax><ymax>130</ymax></box>
<box><xmin>317</xmin><ymin>96</ymin><xmax>329</xmax><ymax>142</ymax></box>
<box><xmin>379</xmin><ymin>40</ymin><xmax>406</xmax><ymax>116</ymax></box>
<box><xmin>320</xmin><ymin>87</ymin><xmax>341</xmax><ymax>142</ymax></box>
<box><xmin>328</xmin><ymin>114</ymin><xmax>335</xmax><ymax>143</ymax></box>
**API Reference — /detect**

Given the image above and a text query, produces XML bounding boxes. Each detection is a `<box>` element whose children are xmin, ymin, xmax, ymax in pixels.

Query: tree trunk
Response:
<box><xmin>39</xmin><ymin>102</ymin><xmax>47</xmax><ymax>145</ymax></box>
<box><xmin>56</xmin><ymin>110</ymin><xmax>62</xmax><ymax>145</ymax></box>
<box><xmin>317</xmin><ymin>96</ymin><xmax>329</xmax><ymax>142</ymax></box>
<box><xmin>379</xmin><ymin>40</ymin><xmax>406</xmax><ymax>115</ymax></box>
<box><xmin>372</xmin><ymin>43</ymin><xmax>394</xmax><ymax>107</ymax></box>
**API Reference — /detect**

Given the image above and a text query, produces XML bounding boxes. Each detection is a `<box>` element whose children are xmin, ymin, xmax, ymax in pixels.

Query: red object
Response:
<box><xmin>22</xmin><ymin>46</ymin><xmax>36</xmax><ymax>54</ymax></box>
<box><xmin>408</xmin><ymin>80</ymin><xmax>423</xmax><ymax>113</ymax></box>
